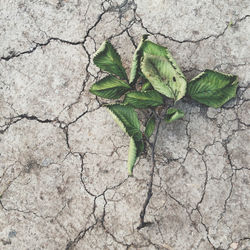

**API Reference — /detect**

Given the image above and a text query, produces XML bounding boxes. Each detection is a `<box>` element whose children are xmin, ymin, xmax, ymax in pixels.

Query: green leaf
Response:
<box><xmin>141</xmin><ymin>81</ymin><xmax>153</xmax><ymax>91</ymax></box>
<box><xmin>142</xmin><ymin>40</ymin><xmax>185</xmax><ymax>79</ymax></box>
<box><xmin>127</xmin><ymin>138</ymin><xmax>144</xmax><ymax>176</ymax></box>
<box><xmin>106</xmin><ymin>104</ymin><xmax>142</xmax><ymax>141</ymax></box>
<box><xmin>129</xmin><ymin>35</ymin><xmax>149</xmax><ymax>84</ymax></box>
<box><xmin>141</xmin><ymin>54</ymin><xmax>187</xmax><ymax>101</ymax></box>
<box><xmin>93</xmin><ymin>41</ymin><xmax>128</xmax><ymax>80</ymax></box>
<box><xmin>145</xmin><ymin>116</ymin><xmax>156</xmax><ymax>138</ymax></box>
<box><xmin>187</xmin><ymin>70</ymin><xmax>238</xmax><ymax>108</ymax></box>
<box><xmin>106</xmin><ymin>104</ymin><xmax>143</xmax><ymax>175</ymax></box>
<box><xmin>164</xmin><ymin>108</ymin><xmax>184</xmax><ymax>123</ymax></box>
<box><xmin>124</xmin><ymin>90</ymin><xmax>164</xmax><ymax>109</ymax></box>
<box><xmin>127</xmin><ymin>138</ymin><xmax>137</xmax><ymax>176</ymax></box>
<box><xmin>90</xmin><ymin>75</ymin><xmax>131</xmax><ymax>99</ymax></box>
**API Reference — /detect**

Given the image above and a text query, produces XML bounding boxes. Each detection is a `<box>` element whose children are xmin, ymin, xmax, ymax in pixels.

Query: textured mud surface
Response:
<box><xmin>0</xmin><ymin>1</ymin><xmax>250</xmax><ymax>249</ymax></box>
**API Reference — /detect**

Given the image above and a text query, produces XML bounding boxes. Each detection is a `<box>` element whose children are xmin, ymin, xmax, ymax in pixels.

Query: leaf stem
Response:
<box><xmin>137</xmin><ymin>113</ymin><xmax>161</xmax><ymax>230</ymax></box>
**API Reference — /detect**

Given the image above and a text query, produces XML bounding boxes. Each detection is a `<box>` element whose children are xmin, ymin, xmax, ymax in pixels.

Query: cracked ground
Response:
<box><xmin>0</xmin><ymin>0</ymin><xmax>250</xmax><ymax>249</ymax></box>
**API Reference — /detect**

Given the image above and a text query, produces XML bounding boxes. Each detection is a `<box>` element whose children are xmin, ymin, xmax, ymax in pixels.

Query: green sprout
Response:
<box><xmin>89</xmin><ymin>35</ymin><xmax>238</xmax><ymax>228</ymax></box>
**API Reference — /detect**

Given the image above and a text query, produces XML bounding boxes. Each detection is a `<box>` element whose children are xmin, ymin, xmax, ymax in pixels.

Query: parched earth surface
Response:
<box><xmin>0</xmin><ymin>1</ymin><xmax>250</xmax><ymax>249</ymax></box>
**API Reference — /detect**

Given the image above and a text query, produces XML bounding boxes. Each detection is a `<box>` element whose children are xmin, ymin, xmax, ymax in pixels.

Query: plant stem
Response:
<box><xmin>137</xmin><ymin>116</ymin><xmax>162</xmax><ymax>230</ymax></box>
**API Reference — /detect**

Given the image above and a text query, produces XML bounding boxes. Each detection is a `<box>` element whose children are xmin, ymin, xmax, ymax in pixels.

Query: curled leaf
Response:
<box><xmin>141</xmin><ymin>81</ymin><xmax>153</xmax><ymax>91</ymax></box>
<box><xmin>129</xmin><ymin>34</ymin><xmax>149</xmax><ymax>84</ymax></box>
<box><xmin>127</xmin><ymin>138</ymin><xmax>144</xmax><ymax>176</ymax></box>
<box><xmin>164</xmin><ymin>108</ymin><xmax>184</xmax><ymax>123</ymax></box>
<box><xmin>106</xmin><ymin>104</ymin><xmax>142</xmax><ymax>141</ymax></box>
<box><xmin>127</xmin><ymin>138</ymin><xmax>137</xmax><ymax>176</ymax></box>
<box><xmin>106</xmin><ymin>104</ymin><xmax>144</xmax><ymax>175</ymax></box>
<box><xmin>145</xmin><ymin>116</ymin><xmax>156</xmax><ymax>138</ymax></box>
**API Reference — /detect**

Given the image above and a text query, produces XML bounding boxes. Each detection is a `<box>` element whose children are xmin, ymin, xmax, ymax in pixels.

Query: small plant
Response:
<box><xmin>90</xmin><ymin>35</ymin><xmax>238</xmax><ymax>228</ymax></box>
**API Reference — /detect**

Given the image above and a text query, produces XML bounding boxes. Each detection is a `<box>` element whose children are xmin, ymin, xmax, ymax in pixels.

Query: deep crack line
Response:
<box><xmin>65</xmin><ymin>151</ymin><xmax>129</xmax><ymax>250</ymax></box>
<box><xmin>136</xmin><ymin>14</ymin><xmax>250</xmax><ymax>44</ymax></box>
<box><xmin>1</xmin><ymin>7</ymin><xmax>108</xmax><ymax>62</ymax></box>
<box><xmin>0</xmin><ymin>37</ymin><xmax>84</xmax><ymax>62</ymax></box>
<box><xmin>1</xmin><ymin>0</ymin><xmax>136</xmax><ymax>62</ymax></box>
<box><xmin>191</xmin><ymin>154</ymin><xmax>209</xmax><ymax>215</ymax></box>
<box><xmin>65</xmin><ymin>222</ymin><xmax>97</xmax><ymax>250</ymax></box>
<box><xmin>217</xmin><ymin>139</ymin><xmax>235</xmax><ymax>222</ymax></box>
<box><xmin>0</xmin><ymin>113</ymin><xmax>58</xmax><ymax>135</ymax></box>
<box><xmin>4</xmin><ymin>5</ymin><xmax>248</xmax><ymax>62</ymax></box>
